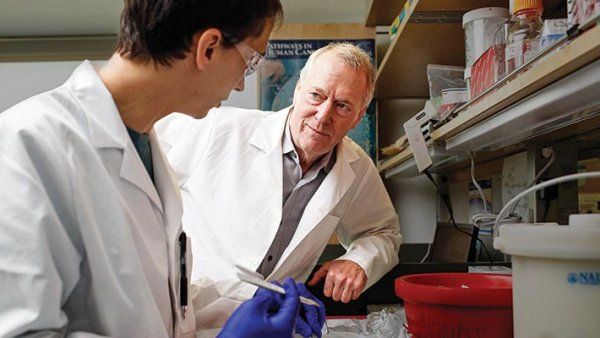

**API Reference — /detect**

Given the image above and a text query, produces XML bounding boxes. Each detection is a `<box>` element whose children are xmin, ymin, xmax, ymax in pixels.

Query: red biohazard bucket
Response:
<box><xmin>395</xmin><ymin>273</ymin><xmax>513</xmax><ymax>338</ymax></box>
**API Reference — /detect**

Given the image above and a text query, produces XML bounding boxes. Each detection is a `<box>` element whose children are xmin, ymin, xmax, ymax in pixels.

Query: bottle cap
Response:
<box><xmin>512</xmin><ymin>0</ymin><xmax>543</xmax><ymax>14</ymax></box>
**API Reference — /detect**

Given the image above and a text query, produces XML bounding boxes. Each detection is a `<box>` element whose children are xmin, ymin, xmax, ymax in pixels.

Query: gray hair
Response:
<box><xmin>298</xmin><ymin>42</ymin><xmax>375</xmax><ymax>110</ymax></box>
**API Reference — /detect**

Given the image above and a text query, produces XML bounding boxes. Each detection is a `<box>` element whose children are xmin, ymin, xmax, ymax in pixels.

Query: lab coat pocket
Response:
<box><xmin>179</xmin><ymin>236</ymin><xmax>196</xmax><ymax>334</ymax></box>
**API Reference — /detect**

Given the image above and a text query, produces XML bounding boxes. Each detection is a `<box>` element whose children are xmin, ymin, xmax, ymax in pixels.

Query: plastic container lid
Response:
<box><xmin>569</xmin><ymin>213</ymin><xmax>600</xmax><ymax>228</ymax></box>
<box><xmin>462</xmin><ymin>7</ymin><xmax>510</xmax><ymax>28</ymax></box>
<box><xmin>494</xmin><ymin>221</ymin><xmax>600</xmax><ymax>260</ymax></box>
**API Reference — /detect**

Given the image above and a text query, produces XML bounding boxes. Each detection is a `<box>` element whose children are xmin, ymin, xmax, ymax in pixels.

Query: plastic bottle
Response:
<box><xmin>505</xmin><ymin>0</ymin><xmax>544</xmax><ymax>74</ymax></box>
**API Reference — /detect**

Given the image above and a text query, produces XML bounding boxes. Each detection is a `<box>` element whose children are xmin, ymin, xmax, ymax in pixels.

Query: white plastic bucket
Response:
<box><xmin>494</xmin><ymin>215</ymin><xmax>600</xmax><ymax>337</ymax></box>
<box><xmin>463</xmin><ymin>7</ymin><xmax>509</xmax><ymax>68</ymax></box>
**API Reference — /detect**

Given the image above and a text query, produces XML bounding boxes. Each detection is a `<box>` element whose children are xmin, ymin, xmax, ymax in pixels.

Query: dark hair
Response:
<box><xmin>117</xmin><ymin>0</ymin><xmax>283</xmax><ymax>65</ymax></box>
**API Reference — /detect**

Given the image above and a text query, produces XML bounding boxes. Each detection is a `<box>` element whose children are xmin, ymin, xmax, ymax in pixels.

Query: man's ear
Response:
<box><xmin>194</xmin><ymin>28</ymin><xmax>223</xmax><ymax>71</ymax></box>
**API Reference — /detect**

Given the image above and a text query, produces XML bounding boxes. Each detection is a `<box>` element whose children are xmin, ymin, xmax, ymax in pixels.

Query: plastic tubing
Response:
<box><xmin>493</xmin><ymin>171</ymin><xmax>600</xmax><ymax>237</ymax></box>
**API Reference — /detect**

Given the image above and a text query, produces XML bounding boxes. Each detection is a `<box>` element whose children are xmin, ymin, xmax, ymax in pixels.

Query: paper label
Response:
<box><xmin>505</xmin><ymin>41</ymin><xmax>523</xmax><ymax>72</ymax></box>
<box><xmin>523</xmin><ymin>39</ymin><xmax>540</xmax><ymax>63</ymax></box>
<box><xmin>505</xmin><ymin>42</ymin><xmax>522</xmax><ymax>61</ymax></box>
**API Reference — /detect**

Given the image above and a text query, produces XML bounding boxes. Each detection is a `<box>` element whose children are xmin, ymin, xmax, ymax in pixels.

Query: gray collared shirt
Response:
<box><xmin>281</xmin><ymin>121</ymin><xmax>334</xmax><ymax>204</ymax></box>
<box><xmin>256</xmin><ymin>120</ymin><xmax>336</xmax><ymax>277</ymax></box>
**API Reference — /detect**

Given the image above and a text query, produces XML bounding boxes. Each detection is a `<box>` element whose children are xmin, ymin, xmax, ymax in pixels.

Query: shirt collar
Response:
<box><xmin>322</xmin><ymin>148</ymin><xmax>336</xmax><ymax>174</ymax></box>
<box><xmin>126</xmin><ymin>127</ymin><xmax>150</xmax><ymax>145</ymax></box>
<box><xmin>282</xmin><ymin>116</ymin><xmax>336</xmax><ymax>174</ymax></box>
<box><xmin>282</xmin><ymin>116</ymin><xmax>296</xmax><ymax>155</ymax></box>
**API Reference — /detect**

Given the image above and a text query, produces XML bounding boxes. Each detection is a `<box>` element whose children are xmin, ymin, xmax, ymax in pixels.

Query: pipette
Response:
<box><xmin>235</xmin><ymin>264</ymin><xmax>320</xmax><ymax>307</ymax></box>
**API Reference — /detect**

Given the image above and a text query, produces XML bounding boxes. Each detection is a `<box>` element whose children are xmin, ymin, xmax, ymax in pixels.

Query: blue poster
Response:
<box><xmin>259</xmin><ymin>39</ymin><xmax>377</xmax><ymax>161</ymax></box>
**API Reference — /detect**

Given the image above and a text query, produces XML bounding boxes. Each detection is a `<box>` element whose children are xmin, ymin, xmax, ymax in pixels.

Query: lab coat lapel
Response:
<box><xmin>149</xmin><ymin>129</ymin><xmax>186</xmax><ymax>325</ymax></box>
<box><xmin>275</xmin><ymin>140</ymin><xmax>360</xmax><ymax>269</ymax></box>
<box><xmin>69</xmin><ymin>61</ymin><xmax>164</xmax><ymax>213</ymax></box>
<box><xmin>149</xmin><ymin>130</ymin><xmax>182</xmax><ymax>243</ymax></box>
<box><xmin>119</xmin><ymin>148</ymin><xmax>164</xmax><ymax>213</ymax></box>
<box><xmin>248</xmin><ymin>107</ymin><xmax>290</xmax><ymax>212</ymax></box>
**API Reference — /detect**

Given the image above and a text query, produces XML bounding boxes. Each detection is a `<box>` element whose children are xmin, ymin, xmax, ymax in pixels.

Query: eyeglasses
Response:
<box><xmin>223</xmin><ymin>35</ymin><xmax>265</xmax><ymax>77</ymax></box>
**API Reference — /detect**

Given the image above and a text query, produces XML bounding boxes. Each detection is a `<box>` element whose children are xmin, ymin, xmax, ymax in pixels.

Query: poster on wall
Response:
<box><xmin>259</xmin><ymin>38</ymin><xmax>377</xmax><ymax>161</ymax></box>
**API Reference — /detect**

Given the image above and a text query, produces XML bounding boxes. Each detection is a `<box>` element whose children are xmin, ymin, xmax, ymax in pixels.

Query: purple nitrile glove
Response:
<box><xmin>294</xmin><ymin>283</ymin><xmax>326</xmax><ymax>338</ymax></box>
<box><xmin>218</xmin><ymin>278</ymin><xmax>300</xmax><ymax>338</ymax></box>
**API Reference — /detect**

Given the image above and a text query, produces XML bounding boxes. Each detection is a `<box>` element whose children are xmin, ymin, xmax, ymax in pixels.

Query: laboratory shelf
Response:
<box><xmin>269</xmin><ymin>23</ymin><xmax>374</xmax><ymax>40</ymax></box>
<box><xmin>381</xmin><ymin>142</ymin><xmax>528</xmax><ymax>179</ymax></box>
<box><xmin>377</xmin><ymin>24</ymin><xmax>600</xmax><ymax>175</ymax></box>
<box><xmin>431</xmin><ymin>24</ymin><xmax>600</xmax><ymax>141</ymax></box>
<box><xmin>379</xmin><ymin>146</ymin><xmax>413</xmax><ymax>172</ymax></box>
<box><xmin>446</xmin><ymin>58</ymin><xmax>600</xmax><ymax>152</ymax></box>
<box><xmin>383</xmin><ymin>144</ymin><xmax>460</xmax><ymax>179</ymax></box>
<box><xmin>381</xmin><ymin>135</ymin><xmax>408</xmax><ymax>157</ymax></box>
<box><xmin>364</xmin><ymin>0</ymin><xmax>407</xmax><ymax>27</ymax></box>
<box><xmin>374</xmin><ymin>0</ymin><xmax>507</xmax><ymax>99</ymax></box>
<box><xmin>365</xmin><ymin>0</ymin><xmax>506</xmax><ymax>27</ymax></box>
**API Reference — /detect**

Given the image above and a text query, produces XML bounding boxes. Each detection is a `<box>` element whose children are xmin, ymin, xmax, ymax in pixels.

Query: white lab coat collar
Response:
<box><xmin>246</xmin><ymin>107</ymin><xmax>290</xmax><ymax>216</ymax></box>
<box><xmin>67</xmin><ymin>61</ymin><xmax>125</xmax><ymax>150</ymax></box>
<box><xmin>159</xmin><ymin>134</ymin><xmax>173</xmax><ymax>154</ymax></box>
<box><xmin>65</xmin><ymin>61</ymin><xmax>164</xmax><ymax>213</ymax></box>
<box><xmin>248</xmin><ymin>106</ymin><xmax>290</xmax><ymax>153</ymax></box>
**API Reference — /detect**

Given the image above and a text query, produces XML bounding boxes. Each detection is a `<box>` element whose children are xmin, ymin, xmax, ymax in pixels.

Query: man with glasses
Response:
<box><xmin>0</xmin><ymin>1</ymin><xmax>326</xmax><ymax>337</ymax></box>
<box><xmin>157</xmin><ymin>43</ymin><xmax>402</xmax><ymax>332</ymax></box>
<box><xmin>223</xmin><ymin>34</ymin><xmax>266</xmax><ymax>77</ymax></box>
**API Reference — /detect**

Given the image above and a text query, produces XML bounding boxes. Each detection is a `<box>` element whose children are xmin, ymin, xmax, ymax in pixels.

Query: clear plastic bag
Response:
<box><xmin>322</xmin><ymin>307</ymin><xmax>411</xmax><ymax>337</ymax></box>
<box><xmin>426</xmin><ymin>64</ymin><xmax>467</xmax><ymax>120</ymax></box>
<box><xmin>426</xmin><ymin>64</ymin><xmax>466</xmax><ymax>100</ymax></box>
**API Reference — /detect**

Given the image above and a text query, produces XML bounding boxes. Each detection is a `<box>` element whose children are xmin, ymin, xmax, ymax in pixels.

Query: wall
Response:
<box><xmin>385</xmin><ymin>175</ymin><xmax>438</xmax><ymax>244</ymax></box>
<box><xmin>378</xmin><ymin>98</ymin><xmax>439</xmax><ymax>244</ymax></box>
<box><xmin>0</xmin><ymin>61</ymin><xmax>258</xmax><ymax>112</ymax></box>
<box><xmin>0</xmin><ymin>61</ymin><xmax>87</xmax><ymax>111</ymax></box>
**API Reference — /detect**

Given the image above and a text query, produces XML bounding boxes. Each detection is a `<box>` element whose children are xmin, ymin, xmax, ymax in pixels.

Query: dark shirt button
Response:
<box><xmin>267</xmin><ymin>255</ymin><xmax>273</xmax><ymax>261</ymax></box>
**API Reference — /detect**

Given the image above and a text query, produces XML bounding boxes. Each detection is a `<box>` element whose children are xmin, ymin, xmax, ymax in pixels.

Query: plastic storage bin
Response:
<box><xmin>395</xmin><ymin>273</ymin><xmax>513</xmax><ymax>338</ymax></box>
<box><xmin>494</xmin><ymin>214</ymin><xmax>600</xmax><ymax>337</ymax></box>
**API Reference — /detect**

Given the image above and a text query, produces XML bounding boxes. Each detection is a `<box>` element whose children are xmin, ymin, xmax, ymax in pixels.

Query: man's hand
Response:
<box><xmin>307</xmin><ymin>260</ymin><xmax>367</xmax><ymax>303</ymax></box>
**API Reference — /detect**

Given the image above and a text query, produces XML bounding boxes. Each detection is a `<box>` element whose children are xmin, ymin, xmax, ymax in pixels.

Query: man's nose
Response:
<box><xmin>314</xmin><ymin>100</ymin><xmax>334</xmax><ymax>123</ymax></box>
<box><xmin>234</xmin><ymin>77</ymin><xmax>245</xmax><ymax>92</ymax></box>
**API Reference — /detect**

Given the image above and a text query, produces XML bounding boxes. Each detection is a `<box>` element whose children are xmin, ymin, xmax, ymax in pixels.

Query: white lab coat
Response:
<box><xmin>156</xmin><ymin>106</ymin><xmax>402</xmax><ymax>330</ymax></box>
<box><xmin>0</xmin><ymin>61</ymin><xmax>196</xmax><ymax>337</ymax></box>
